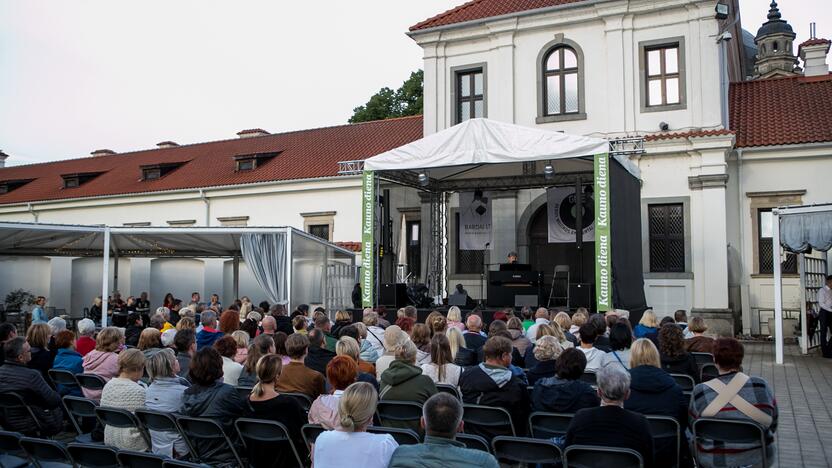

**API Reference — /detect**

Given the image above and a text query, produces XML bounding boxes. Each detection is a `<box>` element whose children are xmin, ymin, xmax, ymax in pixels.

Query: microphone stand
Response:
<box><xmin>480</xmin><ymin>242</ymin><xmax>490</xmax><ymax>307</ymax></box>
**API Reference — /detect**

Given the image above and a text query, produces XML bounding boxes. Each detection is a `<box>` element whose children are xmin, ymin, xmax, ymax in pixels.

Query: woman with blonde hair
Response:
<box><xmin>445</xmin><ymin>327</ymin><xmax>476</xmax><ymax>367</ymax></box>
<box><xmin>231</xmin><ymin>330</ymin><xmax>250</xmax><ymax>364</ymax></box>
<box><xmin>336</xmin><ymin>336</ymin><xmax>375</xmax><ymax>376</ymax></box>
<box><xmin>175</xmin><ymin>316</ymin><xmax>196</xmax><ymax>332</ymax></box>
<box><xmin>374</xmin><ymin>325</ymin><xmax>406</xmax><ymax>377</ymax></box>
<box><xmin>100</xmin><ymin>348</ymin><xmax>148</xmax><ymax>451</ymax></box>
<box><xmin>553</xmin><ymin>311</ymin><xmax>579</xmax><ymax>345</ymax></box>
<box><xmin>446</xmin><ymin>306</ymin><xmax>465</xmax><ymax>331</ymax></box>
<box><xmin>570</xmin><ymin>309</ymin><xmax>589</xmax><ymax>338</ymax></box>
<box><xmin>82</xmin><ymin>326</ymin><xmax>124</xmax><ymax>400</ymax></box>
<box><xmin>25</xmin><ymin>323</ymin><xmax>53</xmax><ymax>380</ymax></box>
<box><xmin>634</xmin><ymin>310</ymin><xmax>659</xmax><ymax>340</ymax></box>
<box><xmin>312</xmin><ymin>382</ymin><xmax>398</xmax><ymax>468</ymax></box>
<box><xmin>527</xmin><ymin>335</ymin><xmax>564</xmax><ymax>385</ymax></box>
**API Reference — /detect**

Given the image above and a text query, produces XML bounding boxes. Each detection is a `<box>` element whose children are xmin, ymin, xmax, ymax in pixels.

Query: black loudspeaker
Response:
<box><xmin>379</xmin><ymin>283</ymin><xmax>408</xmax><ymax>308</ymax></box>
<box><xmin>569</xmin><ymin>283</ymin><xmax>594</xmax><ymax>311</ymax></box>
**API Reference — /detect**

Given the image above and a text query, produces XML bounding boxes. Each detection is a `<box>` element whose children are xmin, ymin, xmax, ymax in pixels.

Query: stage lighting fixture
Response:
<box><xmin>475</xmin><ymin>205</ymin><xmax>487</xmax><ymax>216</ymax></box>
<box><xmin>544</xmin><ymin>163</ymin><xmax>555</xmax><ymax>180</ymax></box>
<box><xmin>418</xmin><ymin>172</ymin><xmax>429</xmax><ymax>187</ymax></box>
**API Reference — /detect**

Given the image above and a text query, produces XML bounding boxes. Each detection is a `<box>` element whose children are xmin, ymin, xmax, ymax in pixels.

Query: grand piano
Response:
<box><xmin>487</xmin><ymin>265</ymin><xmax>544</xmax><ymax>307</ymax></box>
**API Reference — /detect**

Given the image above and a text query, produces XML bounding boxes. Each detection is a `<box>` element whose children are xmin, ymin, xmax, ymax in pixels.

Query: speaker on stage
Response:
<box><xmin>569</xmin><ymin>283</ymin><xmax>594</xmax><ymax>311</ymax></box>
<box><xmin>379</xmin><ymin>283</ymin><xmax>408</xmax><ymax>308</ymax></box>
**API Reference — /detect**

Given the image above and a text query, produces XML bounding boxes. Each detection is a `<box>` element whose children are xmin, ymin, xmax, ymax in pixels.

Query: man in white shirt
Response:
<box><xmin>817</xmin><ymin>275</ymin><xmax>832</xmax><ymax>358</ymax></box>
<box><xmin>525</xmin><ymin>307</ymin><xmax>551</xmax><ymax>341</ymax></box>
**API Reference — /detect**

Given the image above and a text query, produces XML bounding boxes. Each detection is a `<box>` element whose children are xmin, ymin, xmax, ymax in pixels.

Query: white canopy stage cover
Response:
<box><xmin>0</xmin><ymin>222</ymin><xmax>356</xmax><ymax>326</ymax></box>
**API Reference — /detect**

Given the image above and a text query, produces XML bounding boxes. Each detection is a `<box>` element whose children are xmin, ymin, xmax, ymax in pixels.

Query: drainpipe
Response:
<box><xmin>27</xmin><ymin>203</ymin><xmax>39</xmax><ymax>223</ymax></box>
<box><xmin>199</xmin><ymin>189</ymin><xmax>210</xmax><ymax>226</ymax></box>
<box><xmin>736</xmin><ymin>148</ymin><xmax>750</xmax><ymax>334</ymax></box>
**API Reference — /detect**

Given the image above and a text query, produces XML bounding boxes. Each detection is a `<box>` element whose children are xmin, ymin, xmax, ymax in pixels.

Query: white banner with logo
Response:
<box><xmin>459</xmin><ymin>191</ymin><xmax>492</xmax><ymax>250</ymax></box>
<box><xmin>547</xmin><ymin>186</ymin><xmax>595</xmax><ymax>243</ymax></box>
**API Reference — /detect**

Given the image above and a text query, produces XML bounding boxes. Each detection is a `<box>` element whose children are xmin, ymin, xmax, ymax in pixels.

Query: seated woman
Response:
<box><xmin>527</xmin><ymin>336</ymin><xmax>563</xmax><ymax>386</ymax></box>
<box><xmin>411</xmin><ymin>323</ymin><xmax>432</xmax><ymax>366</ymax></box>
<box><xmin>689</xmin><ymin>338</ymin><xmax>778</xmax><ymax>467</ymax></box>
<box><xmin>313</xmin><ymin>382</ymin><xmax>398</xmax><ymax>468</ymax></box>
<box><xmin>52</xmin><ymin>330</ymin><xmax>84</xmax><ymax>396</ymax></box>
<box><xmin>138</xmin><ymin>328</ymin><xmax>163</xmax><ymax>360</ymax></box>
<box><xmin>335</xmin><ymin>336</ymin><xmax>378</xmax><ymax>389</ymax></box>
<box><xmin>231</xmin><ymin>330</ymin><xmax>250</xmax><ymax>364</ymax></box>
<box><xmin>82</xmin><ymin>327</ymin><xmax>124</xmax><ymax>400</ymax></box>
<box><xmin>100</xmin><ymin>349</ymin><xmax>148</xmax><ymax>452</ymax></box>
<box><xmin>26</xmin><ymin>323</ymin><xmax>54</xmax><ymax>382</ymax></box>
<box><xmin>685</xmin><ymin>317</ymin><xmax>715</xmax><ymax>353</ymax></box>
<box><xmin>309</xmin><ymin>355</ymin><xmax>358</xmax><ymax>429</ymax></box>
<box><xmin>446</xmin><ymin>327</ymin><xmax>476</xmax><ymax>367</ymax></box>
<box><xmin>421</xmin><ymin>333</ymin><xmax>462</xmax><ymax>387</ymax></box>
<box><xmin>507</xmin><ymin>317</ymin><xmax>532</xmax><ymax>358</ymax></box>
<box><xmin>446</xmin><ymin>306</ymin><xmax>466</xmax><ymax>332</ymax></box>
<box><xmin>75</xmin><ymin>318</ymin><xmax>97</xmax><ymax>357</ymax></box>
<box><xmin>180</xmin><ymin>347</ymin><xmax>248</xmax><ymax>465</ymax></box>
<box><xmin>145</xmin><ymin>348</ymin><xmax>189</xmax><ymax>458</ymax></box>
<box><xmin>532</xmin><ymin>347</ymin><xmax>599</xmax><ymax>413</ymax></box>
<box><xmin>634</xmin><ymin>310</ymin><xmax>659</xmax><ymax>342</ymax></box>
<box><xmin>215</xmin><ymin>336</ymin><xmax>244</xmax><ymax>386</ymax></box>
<box><xmin>375</xmin><ymin>325</ymin><xmax>407</xmax><ymax>376</ymax></box>
<box><xmin>352</xmin><ymin>322</ymin><xmax>380</xmax><ymax>364</ymax></box>
<box><xmin>247</xmin><ymin>353</ymin><xmax>307</xmax><ymax>467</ymax></box>
<box><xmin>601</xmin><ymin>322</ymin><xmax>634</xmax><ymax>370</ymax></box>
<box><xmin>239</xmin><ymin>334</ymin><xmax>275</xmax><ymax>387</ymax></box>
<box><xmin>659</xmin><ymin>324</ymin><xmax>700</xmax><ymax>383</ymax></box>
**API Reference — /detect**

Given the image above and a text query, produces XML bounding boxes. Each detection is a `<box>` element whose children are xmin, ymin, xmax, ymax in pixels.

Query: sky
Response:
<box><xmin>0</xmin><ymin>0</ymin><xmax>828</xmax><ymax>166</ymax></box>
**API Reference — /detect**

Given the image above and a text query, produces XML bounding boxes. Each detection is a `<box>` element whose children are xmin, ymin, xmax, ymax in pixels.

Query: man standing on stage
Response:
<box><xmin>818</xmin><ymin>275</ymin><xmax>832</xmax><ymax>358</ymax></box>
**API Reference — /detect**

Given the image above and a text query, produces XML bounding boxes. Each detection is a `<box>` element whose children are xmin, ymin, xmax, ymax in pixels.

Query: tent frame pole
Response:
<box><xmin>232</xmin><ymin>256</ymin><xmax>240</xmax><ymax>301</ymax></box>
<box><xmin>101</xmin><ymin>227</ymin><xmax>110</xmax><ymax>328</ymax></box>
<box><xmin>773</xmin><ymin>210</ymin><xmax>784</xmax><ymax>364</ymax></box>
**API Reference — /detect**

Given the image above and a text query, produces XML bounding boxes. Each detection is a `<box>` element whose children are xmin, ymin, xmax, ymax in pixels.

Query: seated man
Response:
<box><xmin>576</xmin><ymin>322</ymin><xmax>605</xmax><ymax>371</ymax></box>
<box><xmin>305</xmin><ymin>328</ymin><xmax>336</xmax><ymax>375</ymax></box>
<box><xmin>276</xmin><ymin>333</ymin><xmax>325</xmax><ymax>399</ymax></box>
<box><xmin>0</xmin><ymin>337</ymin><xmax>64</xmax><ymax>435</ymax></box>
<box><xmin>195</xmin><ymin>310</ymin><xmax>223</xmax><ymax>350</ymax></box>
<box><xmin>463</xmin><ymin>314</ymin><xmax>487</xmax><ymax>353</ymax></box>
<box><xmin>388</xmin><ymin>392</ymin><xmax>499</xmax><ymax>468</ymax></box>
<box><xmin>564</xmin><ymin>365</ymin><xmax>654</xmax><ymax>468</ymax></box>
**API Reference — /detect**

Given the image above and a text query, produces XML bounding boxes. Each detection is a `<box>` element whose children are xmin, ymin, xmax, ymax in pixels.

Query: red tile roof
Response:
<box><xmin>0</xmin><ymin>116</ymin><xmax>423</xmax><ymax>205</ymax></box>
<box><xmin>799</xmin><ymin>38</ymin><xmax>831</xmax><ymax>48</ymax></box>
<box><xmin>410</xmin><ymin>0</ymin><xmax>587</xmax><ymax>31</ymax></box>
<box><xmin>730</xmin><ymin>75</ymin><xmax>832</xmax><ymax>148</ymax></box>
<box><xmin>334</xmin><ymin>241</ymin><xmax>362</xmax><ymax>252</ymax></box>
<box><xmin>644</xmin><ymin>129</ymin><xmax>735</xmax><ymax>142</ymax></box>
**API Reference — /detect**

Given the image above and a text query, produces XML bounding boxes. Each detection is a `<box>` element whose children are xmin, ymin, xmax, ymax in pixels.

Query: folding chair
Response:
<box><xmin>528</xmin><ymin>411</ymin><xmax>574</xmax><ymax>439</ymax></box>
<box><xmin>670</xmin><ymin>374</ymin><xmax>696</xmax><ymax>393</ymax></box>
<box><xmin>94</xmin><ymin>407</ymin><xmax>151</xmax><ymax>448</ymax></box>
<box><xmin>301</xmin><ymin>423</ymin><xmax>326</xmax><ymax>451</ymax></box>
<box><xmin>455</xmin><ymin>433</ymin><xmax>490</xmax><ymax>453</ymax></box>
<box><xmin>367</xmin><ymin>426</ymin><xmax>421</xmax><ymax>445</ymax></box>
<box><xmin>579</xmin><ymin>371</ymin><xmax>597</xmax><ymax>387</ymax></box>
<box><xmin>62</xmin><ymin>396</ymin><xmax>99</xmax><ymax>442</ymax></box>
<box><xmin>75</xmin><ymin>374</ymin><xmax>107</xmax><ymax>391</ymax></box>
<box><xmin>282</xmin><ymin>392</ymin><xmax>313</xmax><ymax>412</ymax></box>
<box><xmin>234</xmin><ymin>418</ymin><xmax>304</xmax><ymax>468</ymax></box>
<box><xmin>691</xmin><ymin>352</ymin><xmax>714</xmax><ymax>367</ymax></box>
<box><xmin>435</xmin><ymin>384</ymin><xmax>461</xmax><ymax>400</ymax></box>
<box><xmin>700</xmin><ymin>363</ymin><xmax>719</xmax><ymax>382</ymax></box>
<box><xmin>646</xmin><ymin>415</ymin><xmax>680</xmax><ymax>468</ymax></box>
<box><xmin>235</xmin><ymin>386</ymin><xmax>253</xmax><ymax>401</ymax></box>
<box><xmin>135</xmin><ymin>408</ymin><xmax>194</xmax><ymax>456</ymax></box>
<box><xmin>176</xmin><ymin>415</ymin><xmax>244</xmax><ymax>467</ymax></box>
<box><xmin>563</xmin><ymin>445</ymin><xmax>643</xmax><ymax>468</ymax></box>
<box><xmin>0</xmin><ymin>431</ymin><xmax>29</xmax><ymax>468</ymax></box>
<box><xmin>19</xmin><ymin>437</ymin><xmax>74</xmax><ymax>468</ymax></box>
<box><xmin>67</xmin><ymin>443</ymin><xmax>120</xmax><ymax>468</ymax></box>
<box><xmin>376</xmin><ymin>400</ymin><xmax>424</xmax><ymax>433</ymax></box>
<box><xmin>117</xmin><ymin>450</ymin><xmax>166</xmax><ymax>468</ymax></box>
<box><xmin>461</xmin><ymin>404</ymin><xmax>515</xmax><ymax>442</ymax></box>
<box><xmin>692</xmin><ymin>418</ymin><xmax>768</xmax><ymax>468</ymax></box>
<box><xmin>163</xmin><ymin>460</ymin><xmax>211</xmax><ymax>468</ymax></box>
<box><xmin>492</xmin><ymin>436</ymin><xmax>563</xmax><ymax>465</ymax></box>
<box><xmin>0</xmin><ymin>392</ymin><xmax>44</xmax><ymax>437</ymax></box>
<box><xmin>48</xmin><ymin>369</ymin><xmax>81</xmax><ymax>395</ymax></box>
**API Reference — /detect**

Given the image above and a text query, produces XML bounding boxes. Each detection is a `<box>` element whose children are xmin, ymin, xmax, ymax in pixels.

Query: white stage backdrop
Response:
<box><xmin>547</xmin><ymin>187</ymin><xmax>595</xmax><ymax>243</ymax></box>
<box><xmin>459</xmin><ymin>191</ymin><xmax>493</xmax><ymax>250</ymax></box>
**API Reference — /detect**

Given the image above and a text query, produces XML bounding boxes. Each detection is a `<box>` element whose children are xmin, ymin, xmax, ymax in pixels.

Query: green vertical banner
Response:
<box><xmin>361</xmin><ymin>170</ymin><xmax>375</xmax><ymax>307</ymax></box>
<box><xmin>594</xmin><ymin>154</ymin><xmax>611</xmax><ymax>312</ymax></box>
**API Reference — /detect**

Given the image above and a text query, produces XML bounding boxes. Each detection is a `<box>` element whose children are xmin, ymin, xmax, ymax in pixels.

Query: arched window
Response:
<box><xmin>543</xmin><ymin>46</ymin><xmax>580</xmax><ymax>116</ymax></box>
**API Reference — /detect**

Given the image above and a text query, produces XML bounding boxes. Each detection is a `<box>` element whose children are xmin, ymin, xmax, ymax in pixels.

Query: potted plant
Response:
<box><xmin>4</xmin><ymin>289</ymin><xmax>36</xmax><ymax>312</ymax></box>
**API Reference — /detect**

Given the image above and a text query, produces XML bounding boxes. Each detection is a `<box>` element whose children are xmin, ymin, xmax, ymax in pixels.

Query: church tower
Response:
<box><xmin>753</xmin><ymin>1</ymin><xmax>799</xmax><ymax>78</ymax></box>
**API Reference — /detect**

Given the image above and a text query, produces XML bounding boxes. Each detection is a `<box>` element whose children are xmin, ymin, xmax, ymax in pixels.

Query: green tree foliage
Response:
<box><xmin>349</xmin><ymin>70</ymin><xmax>423</xmax><ymax>123</ymax></box>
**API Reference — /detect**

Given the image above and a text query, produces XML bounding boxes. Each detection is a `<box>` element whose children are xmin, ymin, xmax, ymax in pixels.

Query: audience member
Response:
<box><xmin>269</xmin><ymin>305</ymin><xmax>294</xmax><ymax>336</ymax></box>
<box><xmin>634</xmin><ymin>310</ymin><xmax>659</xmax><ymax>341</ymax></box>
<box><xmin>351</xmin><ymin>322</ymin><xmax>380</xmax><ymax>363</ymax></box>
<box><xmin>47</xmin><ymin>317</ymin><xmax>67</xmax><ymax>344</ymax></box>
<box><xmin>411</xmin><ymin>323</ymin><xmax>432</xmax><ymax>366</ymax></box>
<box><xmin>0</xmin><ymin>322</ymin><xmax>17</xmax><ymax>343</ymax></box>
<box><xmin>527</xmin><ymin>335</ymin><xmax>563</xmax><ymax>385</ymax></box>
<box><xmin>52</xmin><ymin>329</ymin><xmax>84</xmax><ymax>396</ymax></box>
<box><xmin>463</xmin><ymin>314</ymin><xmax>487</xmax><ymax>352</ymax></box>
<box><xmin>72</xmin><ymin>318</ymin><xmax>95</xmax><ymax>358</ymax></box>
<box><xmin>157</xmin><ymin>308</ymin><xmax>175</xmax><ymax>332</ymax></box>
<box><xmin>100</xmin><ymin>348</ymin><xmax>148</xmax><ymax>451</ymax></box>
<box><xmin>145</xmin><ymin>348</ymin><xmax>189</xmax><ymax>458</ymax></box>
<box><xmin>231</xmin><ymin>330</ymin><xmax>250</xmax><ymax>364</ymax></box>
<box><xmin>124</xmin><ymin>313</ymin><xmax>143</xmax><ymax>347</ymax></box>
<box><xmin>379</xmin><ymin>340</ymin><xmax>438</xmax><ymax>426</ymax></box>
<box><xmin>89</xmin><ymin>296</ymin><xmax>103</xmax><ymax>323</ymax></box>
<box><xmin>376</xmin><ymin>325</ymin><xmax>407</xmax><ymax>376</ymax></box>
<box><xmin>446</xmin><ymin>306</ymin><xmax>465</xmax><ymax>332</ymax></box>
<box><xmin>689</xmin><ymin>337</ymin><xmax>778</xmax><ymax>466</ymax></box>
<box><xmin>570</xmin><ymin>309</ymin><xmax>589</xmax><ymax>338</ymax></box>
<box><xmin>525</xmin><ymin>307</ymin><xmax>551</xmax><ymax>340</ymax></box>
<box><xmin>292</xmin><ymin>315</ymin><xmax>308</xmax><ymax>335</ymax></box>
<box><xmin>138</xmin><ymin>327</ymin><xmax>163</xmax><ymax>360</ymax></box>
<box><xmin>149</xmin><ymin>313</ymin><xmax>165</xmax><ymax>332</ymax></box>
<box><xmin>273</xmin><ymin>331</ymin><xmax>291</xmax><ymax>365</ymax></box>
<box><xmin>238</xmin><ymin>334</ymin><xmax>275</xmax><ymax>387</ymax></box>
<box><xmin>429</xmin><ymin>314</ymin><xmax>448</xmax><ymax>337</ymax></box>
<box><xmin>209</xmin><ymin>335</ymin><xmax>241</xmax><ymax>385</ymax></box>
<box><xmin>601</xmin><ymin>321</ymin><xmax>634</xmax><ymax>369</ymax></box>
<box><xmin>206</xmin><ymin>293</ymin><xmax>221</xmax><ymax>311</ymax></box>
<box><xmin>590</xmin><ymin>313</ymin><xmax>612</xmax><ymax>352</ymax></box>
<box><xmin>507</xmin><ymin>317</ymin><xmax>532</xmax><ymax>357</ymax></box>
<box><xmin>577</xmin><ymin>322</ymin><xmax>604</xmax><ymax>371</ymax></box>
<box><xmin>361</xmin><ymin>311</ymin><xmax>386</xmax><ymax>355</ymax></box>
<box><xmin>331</xmin><ymin>310</ymin><xmax>353</xmax><ymax>338</ymax></box>
<box><xmin>82</xmin><ymin>327</ymin><xmax>123</xmax><ymax>400</ymax></box>
<box><xmin>0</xmin><ymin>337</ymin><xmax>64</xmax><ymax>435</ymax></box>
<box><xmin>313</xmin><ymin>382</ymin><xmax>398</xmax><ymax>468</ymax></box>
<box><xmin>276</xmin><ymin>333</ymin><xmax>325</xmax><ymax>399</ymax></box>
<box><xmin>306</xmin><ymin>328</ymin><xmax>336</xmax><ymax>375</ymax></box>
<box><xmin>177</xmin><ymin>313</ymin><xmax>196</xmax><ymax>333</ymax></box>
<box><xmin>25</xmin><ymin>323</ymin><xmax>54</xmax><ymax>381</ymax></box>
<box><xmin>553</xmin><ymin>311</ymin><xmax>579</xmax><ymax>346</ymax></box>
<box><xmin>314</xmin><ymin>314</ymin><xmax>339</xmax><ymax>352</ymax></box>
<box><xmin>181</xmin><ymin>347</ymin><xmax>247</xmax><ymax>465</ymax></box>
<box><xmin>218</xmin><ymin>309</ymin><xmax>240</xmax><ymax>335</ymax></box>
<box><xmin>336</xmin><ymin>335</ymin><xmax>376</xmax><ymax>378</ymax></box>
<box><xmin>388</xmin><ymin>392</ymin><xmax>500</xmax><ymax>468</ymax></box>
<box><xmin>195</xmin><ymin>310</ymin><xmax>223</xmax><ymax>350</ymax></box>
<box><xmin>532</xmin><ymin>347</ymin><xmax>599</xmax><ymax>413</ymax></box>
<box><xmin>309</xmin><ymin>355</ymin><xmax>358</xmax><ymax>429</ymax></box>
<box><xmin>685</xmin><ymin>317</ymin><xmax>715</xmax><ymax>353</ymax></box>
<box><xmin>421</xmin><ymin>333</ymin><xmax>462</xmax><ymax>387</ymax></box>
<box><xmin>675</xmin><ymin>309</ymin><xmax>692</xmax><ymax>338</ymax></box>
<box><xmin>659</xmin><ymin>324</ymin><xmax>700</xmax><ymax>383</ymax></box>
<box><xmin>173</xmin><ymin>328</ymin><xmax>196</xmax><ymax>380</ymax></box>
<box><xmin>564</xmin><ymin>365</ymin><xmax>654</xmax><ymax>467</ymax></box>
<box><xmin>395</xmin><ymin>316</ymin><xmax>415</xmax><ymax>334</ymax></box>
<box><xmin>459</xmin><ymin>336</ymin><xmax>530</xmax><ymax>439</ymax></box>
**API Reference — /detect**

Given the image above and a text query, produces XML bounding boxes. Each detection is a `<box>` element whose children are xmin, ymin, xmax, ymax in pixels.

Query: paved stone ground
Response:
<box><xmin>743</xmin><ymin>341</ymin><xmax>832</xmax><ymax>468</ymax></box>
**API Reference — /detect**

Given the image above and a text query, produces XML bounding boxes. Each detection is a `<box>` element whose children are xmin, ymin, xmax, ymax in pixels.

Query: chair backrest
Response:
<box><xmin>48</xmin><ymin>369</ymin><xmax>80</xmax><ymax>387</ymax></box>
<box><xmin>670</xmin><ymin>373</ymin><xmax>696</xmax><ymax>392</ymax></box>
<box><xmin>67</xmin><ymin>443</ymin><xmax>120</xmax><ymax>468</ymax></box>
<box><xmin>234</xmin><ymin>418</ymin><xmax>304</xmax><ymax>467</ymax></box>
<box><xmin>95</xmin><ymin>407</ymin><xmax>150</xmax><ymax>447</ymax></box>
<box><xmin>0</xmin><ymin>392</ymin><xmax>43</xmax><ymax>435</ymax></box>
<box><xmin>692</xmin><ymin>417</ymin><xmax>767</xmax><ymax>468</ymax></box>
<box><xmin>63</xmin><ymin>396</ymin><xmax>99</xmax><ymax>418</ymax></box>
<box><xmin>435</xmin><ymin>384</ymin><xmax>461</xmax><ymax>400</ymax></box>
<box><xmin>135</xmin><ymin>408</ymin><xmax>193</xmax><ymax>456</ymax></box>
<box><xmin>376</xmin><ymin>400</ymin><xmax>424</xmax><ymax>427</ymax></box>
<box><xmin>283</xmin><ymin>392</ymin><xmax>313</xmax><ymax>412</ymax></box>
<box><xmin>461</xmin><ymin>404</ymin><xmax>515</xmax><ymax>441</ymax></box>
<box><xmin>301</xmin><ymin>423</ymin><xmax>325</xmax><ymax>450</ymax></box>
<box><xmin>455</xmin><ymin>433</ymin><xmax>491</xmax><ymax>453</ymax></box>
<box><xmin>0</xmin><ymin>430</ymin><xmax>27</xmax><ymax>461</ymax></box>
<box><xmin>564</xmin><ymin>444</ymin><xmax>644</xmax><ymax>468</ymax></box>
<box><xmin>579</xmin><ymin>371</ymin><xmax>597</xmax><ymax>386</ymax></box>
<box><xmin>76</xmin><ymin>373</ymin><xmax>107</xmax><ymax>391</ymax></box>
<box><xmin>117</xmin><ymin>450</ymin><xmax>166</xmax><ymax>468</ymax></box>
<box><xmin>19</xmin><ymin>437</ymin><xmax>74</xmax><ymax>466</ymax></box>
<box><xmin>176</xmin><ymin>415</ymin><xmax>244</xmax><ymax>467</ymax></box>
<box><xmin>691</xmin><ymin>352</ymin><xmax>714</xmax><ymax>366</ymax></box>
<box><xmin>492</xmin><ymin>436</ymin><xmax>563</xmax><ymax>465</ymax></box>
<box><xmin>700</xmin><ymin>363</ymin><xmax>719</xmax><ymax>381</ymax></box>
<box><xmin>367</xmin><ymin>426</ymin><xmax>421</xmax><ymax>445</ymax></box>
<box><xmin>235</xmin><ymin>386</ymin><xmax>253</xmax><ymax>401</ymax></box>
<box><xmin>528</xmin><ymin>411</ymin><xmax>574</xmax><ymax>439</ymax></box>
<box><xmin>646</xmin><ymin>415</ymin><xmax>680</xmax><ymax>468</ymax></box>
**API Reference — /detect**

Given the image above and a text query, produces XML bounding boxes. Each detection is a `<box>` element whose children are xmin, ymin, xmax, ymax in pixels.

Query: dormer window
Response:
<box><xmin>140</xmin><ymin>162</ymin><xmax>186</xmax><ymax>181</ymax></box>
<box><xmin>64</xmin><ymin>177</ymin><xmax>79</xmax><ymax>188</ymax></box>
<box><xmin>234</xmin><ymin>152</ymin><xmax>279</xmax><ymax>172</ymax></box>
<box><xmin>0</xmin><ymin>179</ymin><xmax>34</xmax><ymax>194</ymax></box>
<box><xmin>61</xmin><ymin>172</ymin><xmax>102</xmax><ymax>189</ymax></box>
<box><xmin>236</xmin><ymin>158</ymin><xmax>256</xmax><ymax>172</ymax></box>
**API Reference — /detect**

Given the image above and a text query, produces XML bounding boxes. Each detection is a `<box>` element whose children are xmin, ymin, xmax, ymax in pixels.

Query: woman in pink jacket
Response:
<box><xmin>81</xmin><ymin>327</ymin><xmax>124</xmax><ymax>400</ymax></box>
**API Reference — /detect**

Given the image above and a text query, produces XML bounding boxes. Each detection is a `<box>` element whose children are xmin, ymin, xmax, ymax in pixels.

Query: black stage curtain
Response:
<box><xmin>609</xmin><ymin>158</ymin><xmax>649</xmax><ymax>325</ymax></box>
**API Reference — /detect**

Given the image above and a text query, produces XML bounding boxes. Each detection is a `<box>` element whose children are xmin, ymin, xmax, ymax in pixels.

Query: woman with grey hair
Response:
<box><xmin>526</xmin><ymin>335</ymin><xmax>563</xmax><ymax>385</ymax></box>
<box><xmin>144</xmin><ymin>348</ymin><xmax>190</xmax><ymax>458</ymax></box>
<box><xmin>563</xmin><ymin>365</ymin><xmax>654</xmax><ymax>466</ymax></box>
<box><xmin>76</xmin><ymin>318</ymin><xmax>97</xmax><ymax>356</ymax></box>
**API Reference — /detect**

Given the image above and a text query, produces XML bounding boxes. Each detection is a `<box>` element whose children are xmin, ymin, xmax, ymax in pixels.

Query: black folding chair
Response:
<box><xmin>0</xmin><ymin>431</ymin><xmax>29</xmax><ymax>468</ymax></box>
<box><xmin>435</xmin><ymin>384</ymin><xmax>461</xmax><ymax>400</ymax></box>
<box><xmin>528</xmin><ymin>412</ymin><xmax>574</xmax><ymax>439</ymax></box>
<box><xmin>94</xmin><ymin>407</ymin><xmax>151</xmax><ymax>448</ymax></box>
<box><xmin>646</xmin><ymin>415</ymin><xmax>680</xmax><ymax>468</ymax></box>
<box><xmin>563</xmin><ymin>444</ymin><xmax>643</xmax><ymax>468</ymax></box>
<box><xmin>301</xmin><ymin>423</ymin><xmax>326</xmax><ymax>451</ymax></box>
<box><xmin>163</xmin><ymin>460</ymin><xmax>211</xmax><ymax>468</ymax></box>
<box><xmin>376</xmin><ymin>400</ymin><xmax>424</xmax><ymax>433</ymax></box>
<box><xmin>670</xmin><ymin>373</ymin><xmax>696</xmax><ymax>393</ymax></box>
<box><xmin>492</xmin><ymin>436</ymin><xmax>563</xmax><ymax>466</ymax></box>
<box><xmin>235</xmin><ymin>386</ymin><xmax>253</xmax><ymax>401</ymax></box>
<box><xmin>48</xmin><ymin>369</ymin><xmax>81</xmax><ymax>393</ymax></box>
<box><xmin>691</xmin><ymin>352</ymin><xmax>714</xmax><ymax>367</ymax></box>
<box><xmin>367</xmin><ymin>426</ymin><xmax>421</xmax><ymax>445</ymax></box>
<box><xmin>235</xmin><ymin>418</ymin><xmax>304</xmax><ymax>468</ymax></box>
<box><xmin>135</xmin><ymin>408</ymin><xmax>194</xmax><ymax>456</ymax></box>
<box><xmin>283</xmin><ymin>392</ymin><xmax>313</xmax><ymax>412</ymax></box>
<box><xmin>461</xmin><ymin>404</ymin><xmax>515</xmax><ymax>442</ymax></box>
<box><xmin>176</xmin><ymin>415</ymin><xmax>244</xmax><ymax>467</ymax></box>
<box><xmin>455</xmin><ymin>433</ymin><xmax>491</xmax><ymax>453</ymax></box>
<box><xmin>117</xmin><ymin>450</ymin><xmax>167</xmax><ymax>468</ymax></box>
<box><xmin>67</xmin><ymin>443</ymin><xmax>120</xmax><ymax>468</ymax></box>
<box><xmin>579</xmin><ymin>371</ymin><xmax>597</xmax><ymax>387</ymax></box>
<box><xmin>692</xmin><ymin>417</ymin><xmax>768</xmax><ymax>468</ymax></box>
<box><xmin>19</xmin><ymin>437</ymin><xmax>74</xmax><ymax>468</ymax></box>
<box><xmin>75</xmin><ymin>374</ymin><xmax>107</xmax><ymax>393</ymax></box>
<box><xmin>62</xmin><ymin>396</ymin><xmax>99</xmax><ymax>442</ymax></box>
<box><xmin>0</xmin><ymin>392</ymin><xmax>44</xmax><ymax>437</ymax></box>
<box><xmin>700</xmin><ymin>363</ymin><xmax>719</xmax><ymax>381</ymax></box>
